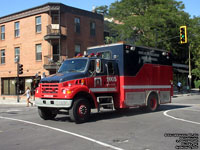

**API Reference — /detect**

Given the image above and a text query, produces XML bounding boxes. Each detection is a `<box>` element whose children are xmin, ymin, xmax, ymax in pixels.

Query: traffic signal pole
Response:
<box><xmin>17</xmin><ymin>61</ymin><xmax>20</xmax><ymax>102</ymax></box>
<box><xmin>16</xmin><ymin>57</ymin><xmax>23</xmax><ymax>102</ymax></box>
<box><xmin>179</xmin><ymin>25</ymin><xmax>191</xmax><ymax>90</ymax></box>
<box><xmin>188</xmin><ymin>43</ymin><xmax>192</xmax><ymax>90</ymax></box>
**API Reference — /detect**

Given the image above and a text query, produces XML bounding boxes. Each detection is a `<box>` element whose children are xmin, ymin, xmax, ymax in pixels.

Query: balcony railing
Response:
<box><xmin>44</xmin><ymin>24</ymin><xmax>67</xmax><ymax>40</ymax></box>
<box><xmin>43</xmin><ymin>55</ymin><xmax>67</xmax><ymax>70</ymax></box>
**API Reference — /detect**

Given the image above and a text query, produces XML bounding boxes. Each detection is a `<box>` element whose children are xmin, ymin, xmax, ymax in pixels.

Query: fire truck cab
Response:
<box><xmin>35</xmin><ymin>43</ymin><xmax>173</xmax><ymax>123</ymax></box>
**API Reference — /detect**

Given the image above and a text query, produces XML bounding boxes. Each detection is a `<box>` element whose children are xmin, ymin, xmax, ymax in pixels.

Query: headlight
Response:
<box><xmin>62</xmin><ymin>89</ymin><xmax>66</xmax><ymax>94</ymax></box>
<box><xmin>62</xmin><ymin>89</ymin><xmax>72</xmax><ymax>94</ymax></box>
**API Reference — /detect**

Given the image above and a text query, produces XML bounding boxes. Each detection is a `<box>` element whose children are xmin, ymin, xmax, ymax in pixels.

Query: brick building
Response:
<box><xmin>0</xmin><ymin>3</ymin><xmax>104</xmax><ymax>98</ymax></box>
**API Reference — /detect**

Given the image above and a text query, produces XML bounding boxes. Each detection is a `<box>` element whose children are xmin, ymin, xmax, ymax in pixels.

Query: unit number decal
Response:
<box><xmin>107</xmin><ymin>77</ymin><xmax>117</xmax><ymax>82</ymax></box>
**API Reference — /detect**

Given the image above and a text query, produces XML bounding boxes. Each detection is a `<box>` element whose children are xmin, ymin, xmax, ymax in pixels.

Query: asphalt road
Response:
<box><xmin>0</xmin><ymin>94</ymin><xmax>199</xmax><ymax>150</ymax></box>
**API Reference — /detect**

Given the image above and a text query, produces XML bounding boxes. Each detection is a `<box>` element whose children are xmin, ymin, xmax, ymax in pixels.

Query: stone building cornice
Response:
<box><xmin>0</xmin><ymin>3</ymin><xmax>60</xmax><ymax>24</ymax></box>
<box><xmin>0</xmin><ymin>2</ymin><xmax>103</xmax><ymax>24</ymax></box>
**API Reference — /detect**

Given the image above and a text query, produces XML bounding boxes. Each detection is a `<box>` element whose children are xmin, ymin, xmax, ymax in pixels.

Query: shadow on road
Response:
<box><xmin>54</xmin><ymin>104</ymin><xmax>191</xmax><ymax>123</ymax></box>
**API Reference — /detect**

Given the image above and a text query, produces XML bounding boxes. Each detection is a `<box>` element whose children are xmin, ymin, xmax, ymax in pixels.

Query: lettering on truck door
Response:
<box><xmin>106</xmin><ymin>61</ymin><xmax>118</xmax><ymax>89</ymax></box>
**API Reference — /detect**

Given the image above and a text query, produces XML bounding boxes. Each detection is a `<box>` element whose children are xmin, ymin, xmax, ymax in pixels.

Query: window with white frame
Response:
<box><xmin>36</xmin><ymin>16</ymin><xmax>41</xmax><ymax>33</ymax></box>
<box><xmin>36</xmin><ymin>44</ymin><xmax>42</xmax><ymax>61</ymax></box>
<box><xmin>1</xmin><ymin>25</ymin><xmax>5</xmax><ymax>40</ymax></box>
<box><xmin>14</xmin><ymin>22</ymin><xmax>20</xmax><ymax>37</ymax></box>
<box><xmin>15</xmin><ymin>47</ymin><xmax>20</xmax><ymax>61</ymax></box>
<box><xmin>1</xmin><ymin>49</ymin><xmax>5</xmax><ymax>64</ymax></box>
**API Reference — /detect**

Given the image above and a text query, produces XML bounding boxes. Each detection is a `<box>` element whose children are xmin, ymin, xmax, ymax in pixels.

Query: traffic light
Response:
<box><xmin>180</xmin><ymin>26</ymin><xmax>187</xmax><ymax>44</ymax></box>
<box><xmin>18</xmin><ymin>64</ymin><xmax>23</xmax><ymax>74</ymax></box>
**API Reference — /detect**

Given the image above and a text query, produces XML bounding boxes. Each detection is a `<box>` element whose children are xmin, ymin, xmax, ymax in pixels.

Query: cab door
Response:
<box><xmin>104</xmin><ymin>61</ymin><xmax>119</xmax><ymax>92</ymax></box>
<box><xmin>87</xmin><ymin>59</ymin><xmax>105</xmax><ymax>91</ymax></box>
<box><xmin>87</xmin><ymin>59</ymin><xmax>119</xmax><ymax>93</ymax></box>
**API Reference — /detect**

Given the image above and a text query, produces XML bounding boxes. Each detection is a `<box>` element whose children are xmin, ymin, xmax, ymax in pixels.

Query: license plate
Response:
<box><xmin>44</xmin><ymin>95</ymin><xmax>53</xmax><ymax>98</ymax></box>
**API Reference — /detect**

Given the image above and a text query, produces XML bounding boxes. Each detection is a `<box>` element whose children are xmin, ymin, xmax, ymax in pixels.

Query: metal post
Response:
<box><xmin>16</xmin><ymin>57</ymin><xmax>20</xmax><ymax>102</ymax></box>
<box><xmin>188</xmin><ymin>43</ymin><xmax>192</xmax><ymax>91</ymax></box>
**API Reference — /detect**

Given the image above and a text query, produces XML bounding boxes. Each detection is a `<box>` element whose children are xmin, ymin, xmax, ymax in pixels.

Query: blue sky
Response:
<box><xmin>0</xmin><ymin>0</ymin><xmax>199</xmax><ymax>18</ymax></box>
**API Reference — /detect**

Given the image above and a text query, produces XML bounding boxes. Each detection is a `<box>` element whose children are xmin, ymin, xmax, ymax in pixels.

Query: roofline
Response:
<box><xmin>0</xmin><ymin>2</ymin><xmax>103</xmax><ymax>24</ymax></box>
<box><xmin>0</xmin><ymin>3</ymin><xmax>54</xmax><ymax>24</ymax></box>
<box><xmin>0</xmin><ymin>3</ymin><xmax>54</xmax><ymax>19</ymax></box>
<box><xmin>87</xmin><ymin>42</ymin><xmax>168</xmax><ymax>52</ymax></box>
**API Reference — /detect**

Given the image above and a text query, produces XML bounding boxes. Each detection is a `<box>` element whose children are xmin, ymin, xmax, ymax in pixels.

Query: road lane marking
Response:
<box><xmin>0</xmin><ymin>116</ymin><xmax>124</xmax><ymax>150</ymax></box>
<box><xmin>163</xmin><ymin>109</ymin><xmax>200</xmax><ymax>125</ymax></box>
<box><xmin>6</xmin><ymin>109</ymin><xmax>21</xmax><ymax>112</ymax></box>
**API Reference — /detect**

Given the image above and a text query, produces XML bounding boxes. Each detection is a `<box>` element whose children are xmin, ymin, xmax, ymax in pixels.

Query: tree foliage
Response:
<box><xmin>98</xmin><ymin>0</ymin><xmax>200</xmax><ymax>79</ymax></box>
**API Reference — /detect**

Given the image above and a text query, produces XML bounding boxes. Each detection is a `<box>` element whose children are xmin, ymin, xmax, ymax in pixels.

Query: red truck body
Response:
<box><xmin>35</xmin><ymin>43</ymin><xmax>173</xmax><ymax>123</ymax></box>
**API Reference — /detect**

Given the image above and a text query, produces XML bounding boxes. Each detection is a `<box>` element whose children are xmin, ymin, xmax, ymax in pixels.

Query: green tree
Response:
<box><xmin>94</xmin><ymin>5</ymin><xmax>109</xmax><ymax>16</ymax></box>
<box><xmin>108</xmin><ymin>0</ymin><xmax>189</xmax><ymax>49</ymax></box>
<box><xmin>189</xmin><ymin>17</ymin><xmax>200</xmax><ymax>80</ymax></box>
<box><xmin>100</xmin><ymin>0</ymin><xmax>200</xmax><ymax>79</ymax></box>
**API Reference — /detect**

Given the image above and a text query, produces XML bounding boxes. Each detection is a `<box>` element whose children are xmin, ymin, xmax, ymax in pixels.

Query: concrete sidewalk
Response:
<box><xmin>0</xmin><ymin>89</ymin><xmax>199</xmax><ymax>105</ymax></box>
<box><xmin>173</xmin><ymin>88</ymin><xmax>200</xmax><ymax>97</ymax></box>
<box><xmin>0</xmin><ymin>97</ymin><xmax>37</xmax><ymax>105</ymax></box>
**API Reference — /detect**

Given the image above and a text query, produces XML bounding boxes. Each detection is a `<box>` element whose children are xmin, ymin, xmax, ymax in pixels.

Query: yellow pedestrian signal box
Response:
<box><xmin>180</xmin><ymin>26</ymin><xmax>187</xmax><ymax>44</ymax></box>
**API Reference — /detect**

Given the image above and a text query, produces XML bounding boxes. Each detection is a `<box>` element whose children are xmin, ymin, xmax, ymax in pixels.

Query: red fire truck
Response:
<box><xmin>35</xmin><ymin>43</ymin><xmax>173</xmax><ymax>123</ymax></box>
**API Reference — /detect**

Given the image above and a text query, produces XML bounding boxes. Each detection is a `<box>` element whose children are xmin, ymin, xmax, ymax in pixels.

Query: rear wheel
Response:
<box><xmin>38</xmin><ymin>107</ymin><xmax>57</xmax><ymax>120</ymax></box>
<box><xmin>147</xmin><ymin>93</ymin><xmax>158</xmax><ymax>112</ymax></box>
<box><xmin>69</xmin><ymin>98</ymin><xmax>91</xmax><ymax>124</ymax></box>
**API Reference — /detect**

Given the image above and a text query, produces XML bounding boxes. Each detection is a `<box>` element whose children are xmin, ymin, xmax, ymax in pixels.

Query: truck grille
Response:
<box><xmin>41</xmin><ymin>84</ymin><xmax>59</xmax><ymax>93</ymax></box>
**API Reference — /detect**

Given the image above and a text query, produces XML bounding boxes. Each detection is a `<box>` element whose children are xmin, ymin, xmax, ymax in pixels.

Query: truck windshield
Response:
<box><xmin>58</xmin><ymin>59</ymin><xmax>88</xmax><ymax>73</ymax></box>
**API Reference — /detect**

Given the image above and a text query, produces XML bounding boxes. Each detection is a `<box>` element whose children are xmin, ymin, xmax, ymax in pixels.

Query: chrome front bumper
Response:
<box><xmin>35</xmin><ymin>99</ymin><xmax>73</xmax><ymax>108</ymax></box>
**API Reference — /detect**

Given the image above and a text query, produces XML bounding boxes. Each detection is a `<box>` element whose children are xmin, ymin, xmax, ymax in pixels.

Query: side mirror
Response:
<box><xmin>96</xmin><ymin>59</ymin><xmax>101</xmax><ymax>73</ymax></box>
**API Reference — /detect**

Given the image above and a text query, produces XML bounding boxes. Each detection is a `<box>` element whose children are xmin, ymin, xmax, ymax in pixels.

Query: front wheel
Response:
<box><xmin>38</xmin><ymin>107</ymin><xmax>57</xmax><ymax>120</ymax></box>
<box><xmin>69</xmin><ymin>98</ymin><xmax>91</xmax><ymax>124</ymax></box>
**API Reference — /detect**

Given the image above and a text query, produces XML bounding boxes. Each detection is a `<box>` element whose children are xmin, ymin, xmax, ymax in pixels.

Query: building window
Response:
<box><xmin>15</xmin><ymin>47</ymin><xmax>20</xmax><ymax>61</ymax></box>
<box><xmin>1</xmin><ymin>49</ymin><xmax>5</xmax><ymax>64</ymax></box>
<box><xmin>36</xmin><ymin>44</ymin><xmax>42</xmax><ymax>61</ymax></box>
<box><xmin>1</xmin><ymin>78</ymin><xmax>26</xmax><ymax>95</ymax></box>
<box><xmin>36</xmin><ymin>16</ymin><xmax>41</xmax><ymax>33</ymax></box>
<box><xmin>1</xmin><ymin>25</ymin><xmax>5</xmax><ymax>40</ymax></box>
<box><xmin>14</xmin><ymin>22</ymin><xmax>20</xmax><ymax>37</ymax></box>
<box><xmin>75</xmin><ymin>18</ymin><xmax>80</xmax><ymax>33</ymax></box>
<box><xmin>90</xmin><ymin>22</ymin><xmax>96</xmax><ymax>36</ymax></box>
<box><xmin>75</xmin><ymin>44</ymin><xmax>81</xmax><ymax>56</ymax></box>
<box><xmin>2</xmin><ymin>79</ymin><xmax>9</xmax><ymax>95</ymax></box>
<box><xmin>52</xmin><ymin>14</ymin><xmax>59</xmax><ymax>24</ymax></box>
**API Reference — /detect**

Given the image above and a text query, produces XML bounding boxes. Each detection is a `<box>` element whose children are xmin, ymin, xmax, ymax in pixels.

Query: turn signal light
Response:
<box><xmin>81</xmin><ymin>79</ymin><xmax>85</xmax><ymax>85</ymax></box>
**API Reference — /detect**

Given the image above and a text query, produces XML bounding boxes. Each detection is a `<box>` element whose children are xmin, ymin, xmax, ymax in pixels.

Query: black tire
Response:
<box><xmin>38</xmin><ymin>107</ymin><xmax>57</xmax><ymax>120</ymax></box>
<box><xmin>69</xmin><ymin>98</ymin><xmax>91</xmax><ymax>124</ymax></box>
<box><xmin>146</xmin><ymin>93</ymin><xmax>158</xmax><ymax>112</ymax></box>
